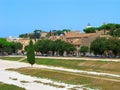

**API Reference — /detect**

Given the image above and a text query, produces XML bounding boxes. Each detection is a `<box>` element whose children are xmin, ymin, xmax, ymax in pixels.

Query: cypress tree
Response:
<box><xmin>27</xmin><ymin>40</ymin><xmax>35</xmax><ymax>66</ymax></box>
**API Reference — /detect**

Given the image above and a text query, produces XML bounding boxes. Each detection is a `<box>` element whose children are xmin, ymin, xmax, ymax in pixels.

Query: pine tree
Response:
<box><xmin>27</xmin><ymin>40</ymin><xmax>35</xmax><ymax>66</ymax></box>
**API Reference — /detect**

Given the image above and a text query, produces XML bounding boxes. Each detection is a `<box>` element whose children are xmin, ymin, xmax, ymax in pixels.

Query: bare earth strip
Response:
<box><xmin>0</xmin><ymin>60</ymin><xmax>84</xmax><ymax>90</ymax></box>
<box><xmin>7</xmin><ymin>55</ymin><xmax>120</xmax><ymax>62</ymax></box>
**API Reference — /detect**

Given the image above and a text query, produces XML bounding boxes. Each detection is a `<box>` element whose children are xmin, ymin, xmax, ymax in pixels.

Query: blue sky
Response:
<box><xmin>0</xmin><ymin>0</ymin><xmax>120</xmax><ymax>37</ymax></box>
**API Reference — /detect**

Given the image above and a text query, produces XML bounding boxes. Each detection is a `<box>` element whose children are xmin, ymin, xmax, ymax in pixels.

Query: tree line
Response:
<box><xmin>90</xmin><ymin>37</ymin><xmax>120</xmax><ymax>57</ymax></box>
<box><xmin>0</xmin><ymin>38</ymin><xmax>23</xmax><ymax>55</ymax></box>
<box><xmin>19</xmin><ymin>29</ymin><xmax>71</xmax><ymax>39</ymax></box>
<box><xmin>33</xmin><ymin>39</ymin><xmax>76</xmax><ymax>56</ymax></box>
<box><xmin>84</xmin><ymin>23</ymin><xmax>120</xmax><ymax>37</ymax></box>
<box><xmin>1</xmin><ymin>37</ymin><xmax>120</xmax><ymax>58</ymax></box>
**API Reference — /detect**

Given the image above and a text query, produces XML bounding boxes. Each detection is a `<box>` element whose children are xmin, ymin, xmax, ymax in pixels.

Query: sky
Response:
<box><xmin>0</xmin><ymin>0</ymin><xmax>120</xmax><ymax>37</ymax></box>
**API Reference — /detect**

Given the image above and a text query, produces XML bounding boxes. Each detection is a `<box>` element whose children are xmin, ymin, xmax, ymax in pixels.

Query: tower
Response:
<box><xmin>86</xmin><ymin>23</ymin><xmax>92</xmax><ymax>28</ymax></box>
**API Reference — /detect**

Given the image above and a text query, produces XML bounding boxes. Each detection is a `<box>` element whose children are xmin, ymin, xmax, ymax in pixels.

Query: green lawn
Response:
<box><xmin>0</xmin><ymin>57</ymin><xmax>23</xmax><ymax>61</ymax></box>
<box><xmin>8</xmin><ymin>67</ymin><xmax>120</xmax><ymax>90</ymax></box>
<box><xmin>33</xmin><ymin>58</ymin><xmax>120</xmax><ymax>74</ymax></box>
<box><xmin>0</xmin><ymin>82</ymin><xmax>25</xmax><ymax>90</ymax></box>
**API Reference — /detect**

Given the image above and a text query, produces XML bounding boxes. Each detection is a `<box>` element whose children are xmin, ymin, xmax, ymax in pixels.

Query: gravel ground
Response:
<box><xmin>0</xmin><ymin>60</ymin><xmax>83</xmax><ymax>90</ymax></box>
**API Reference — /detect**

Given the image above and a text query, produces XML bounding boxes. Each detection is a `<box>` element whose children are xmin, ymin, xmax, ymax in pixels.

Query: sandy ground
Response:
<box><xmin>9</xmin><ymin>55</ymin><xmax>120</xmax><ymax>62</ymax></box>
<box><xmin>0</xmin><ymin>60</ymin><xmax>83</xmax><ymax>90</ymax></box>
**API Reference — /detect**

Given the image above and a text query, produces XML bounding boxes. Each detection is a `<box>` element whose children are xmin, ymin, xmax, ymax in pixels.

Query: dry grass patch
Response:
<box><xmin>20</xmin><ymin>80</ymin><xmax>29</xmax><ymax>83</ymax></box>
<box><xmin>33</xmin><ymin>80</ymin><xmax>65</xmax><ymax>88</ymax></box>
<box><xmin>43</xmin><ymin>82</ymin><xmax>65</xmax><ymax>88</ymax></box>
<box><xmin>9</xmin><ymin>77</ymin><xmax>17</xmax><ymax>80</ymax></box>
<box><xmin>33</xmin><ymin>80</ymin><xmax>42</xmax><ymax>83</ymax></box>
<box><xmin>34</xmin><ymin>58</ymin><xmax>120</xmax><ymax>74</ymax></box>
<box><xmin>0</xmin><ymin>56</ymin><xmax>23</xmax><ymax>61</ymax></box>
<box><xmin>0</xmin><ymin>82</ymin><xmax>25</xmax><ymax>90</ymax></box>
<box><xmin>8</xmin><ymin>67</ymin><xmax>120</xmax><ymax>90</ymax></box>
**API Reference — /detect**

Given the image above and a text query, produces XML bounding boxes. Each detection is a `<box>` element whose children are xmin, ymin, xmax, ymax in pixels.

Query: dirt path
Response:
<box><xmin>0</xmin><ymin>60</ymin><xmax>84</xmax><ymax>90</ymax></box>
<box><xmin>9</xmin><ymin>55</ymin><xmax>120</xmax><ymax>62</ymax></box>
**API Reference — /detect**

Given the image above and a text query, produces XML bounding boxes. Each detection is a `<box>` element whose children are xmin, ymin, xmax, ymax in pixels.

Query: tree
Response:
<box><xmin>108</xmin><ymin>38</ymin><xmax>120</xmax><ymax>57</ymax></box>
<box><xmin>34</xmin><ymin>39</ymin><xmax>76</xmax><ymax>56</ymax></box>
<box><xmin>98</xmin><ymin>23</ymin><xmax>117</xmax><ymax>30</ymax></box>
<box><xmin>97</xmin><ymin>23</ymin><xmax>120</xmax><ymax>37</ymax></box>
<box><xmin>34</xmin><ymin>39</ymin><xmax>51</xmax><ymax>54</ymax></box>
<box><xmin>5</xmin><ymin>42</ymin><xmax>15</xmax><ymax>54</ymax></box>
<box><xmin>19</xmin><ymin>33</ymin><xmax>29</xmax><ymax>38</ymax></box>
<box><xmin>80</xmin><ymin>46</ymin><xmax>89</xmax><ymax>56</ymax></box>
<box><xmin>0</xmin><ymin>38</ymin><xmax>8</xmax><ymax>54</ymax></box>
<box><xmin>27</xmin><ymin>40</ymin><xmax>35</xmax><ymax>66</ymax></box>
<box><xmin>51</xmin><ymin>29</ymin><xmax>71</xmax><ymax>36</ymax></box>
<box><xmin>84</xmin><ymin>27</ymin><xmax>96</xmax><ymax>33</ymax></box>
<box><xmin>63</xmin><ymin>42</ymin><xmax>76</xmax><ymax>54</ymax></box>
<box><xmin>34</xmin><ymin>30</ymin><xmax>41</xmax><ymax>42</ymax></box>
<box><xmin>0</xmin><ymin>38</ymin><xmax>15</xmax><ymax>55</ymax></box>
<box><xmin>24</xmin><ymin>45</ymin><xmax>28</xmax><ymax>52</ymax></box>
<box><xmin>90</xmin><ymin>38</ymin><xmax>109</xmax><ymax>56</ymax></box>
<box><xmin>54</xmin><ymin>40</ymin><xmax>65</xmax><ymax>56</ymax></box>
<box><xmin>14</xmin><ymin>42</ymin><xmax>23</xmax><ymax>53</ymax></box>
<box><xmin>110</xmin><ymin>28</ymin><xmax>120</xmax><ymax>37</ymax></box>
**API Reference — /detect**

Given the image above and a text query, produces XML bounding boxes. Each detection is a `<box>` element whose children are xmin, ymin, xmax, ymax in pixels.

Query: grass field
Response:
<box><xmin>8</xmin><ymin>67</ymin><xmax>120</xmax><ymax>90</ymax></box>
<box><xmin>0</xmin><ymin>56</ymin><xmax>23</xmax><ymax>61</ymax></box>
<box><xmin>34</xmin><ymin>58</ymin><xmax>120</xmax><ymax>74</ymax></box>
<box><xmin>0</xmin><ymin>82</ymin><xmax>25</xmax><ymax>90</ymax></box>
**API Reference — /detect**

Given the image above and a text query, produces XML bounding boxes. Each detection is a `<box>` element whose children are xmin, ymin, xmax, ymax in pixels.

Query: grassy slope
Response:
<box><xmin>34</xmin><ymin>58</ymin><xmax>120</xmax><ymax>74</ymax></box>
<box><xmin>0</xmin><ymin>82</ymin><xmax>25</xmax><ymax>90</ymax></box>
<box><xmin>0</xmin><ymin>57</ymin><xmax>23</xmax><ymax>61</ymax></box>
<box><xmin>0</xmin><ymin>56</ymin><xmax>120</xmax><ymax>74</ymax></box>
<box><xmin>9</xmin><ymin>67</ymin><xmax>120</xmax><ymax>90</ymax></box>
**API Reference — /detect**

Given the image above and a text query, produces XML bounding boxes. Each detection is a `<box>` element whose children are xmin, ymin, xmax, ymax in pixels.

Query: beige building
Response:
<box><xmin>41</xmin><ymin>32</ymin><xmax>48</xmax><ymax>38</ymax></box>
<box><xmin>7</xmin><ymin>29</ymin><xmax>111</xmax><ymax>55</ymax></box>
<box><xmin>49</xmin><ymin>31</ymin><xmax>100</xmax><ymax>48</ymax></box>
<box><xmin>49</xmin><ymin>31</ymin><xmax>100</xmax><ymax>56</ymax></box>
<box><xmin>7</xmin><ymin>37</ymin><xmax>35</xmax><ymax>51</ymax></box>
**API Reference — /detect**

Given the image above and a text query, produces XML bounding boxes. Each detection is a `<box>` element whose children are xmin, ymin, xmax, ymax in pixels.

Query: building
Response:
<box><xmin>65</xmin><ymin>31</ymin><xmax>99</xmax><ymax>47</ymax></box>
<box><xmin>40</xmin><ymin>32</ymin><xmax>48</xmax><ymax>38</ymax></box>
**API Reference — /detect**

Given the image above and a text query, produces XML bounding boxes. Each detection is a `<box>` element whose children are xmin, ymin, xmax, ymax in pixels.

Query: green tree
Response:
<box><xmin>34</xmin><ymin>39</ymin><xmax>51</xmax><ymax>54</ymax></box>
<box><xmin>24</xmin><ymin>45</ymin><xmax>28</xmax><ymax>52</ymax></box>
<box><xmin>108</xmin><ymin>38</ymin><xmax>120</xmax><ymax>57</ymax></box>
<box><xmin>97</xmin><ymin>23</ymin><xmax>120</xmax><ymax>37</ymax></box>
<box><xmin>84</xmin><ymin>27</ymin><xmax>96</xmax><ymax>33</ymax></box>
<box><xmin>27</xmin><ymin>40</ymin><xmax>35</xmax><ymax>66</ymax></box>
<box><xmin>48</xmin><ymin>40</ymin><xmax>56</xmax><ymax>55</ymax></box>
<box><xmin>98</xmin><ymin>23</ymin><xmax>117</xmax><ymax>30</ymax></box>
<box><xmin>19</xmin><ymin>33</ymin><xmax>29</xmax><ymax>38</ymax></box>
<box><xmin>52</xmin><ymin>29</ymin><xmax>71</xmax><ymax>36</ymax></box>
<box><xmin>80</xmin><ymin>46</ymin><xmax>89</xmax><ymax>56</ymax></box>
<box><xmin>34</xmin><ymin>39</ymin><xmax>75</xmax><ymax>56</ymax></box>
<box><xmin>110</xmin><ymin>28</ymin><xmax>120</xmax><ymax>37</ymax></box>
<box><xmin>63</xmin><ymin>42</ymin><xmax>76</xmax><ymax>54</ymax></box>
<box><xmin>5</xmin><ymin>42</ymin><xmax>15</xmax><ymax>54</ymax></box>
<box><xmin>90</xmin><ymin>38</ymin><xmax>109</xmax><ymax>56</ymax></box>
<box><xmin>0</xmin><ymin>38</ymin><xmax>11</xmax><ymax>54</ymax></box>
<box><xmin>34</xmin><ymin>30</ymin><xmax>41</xmax><ymax>42</ymax></box>
<box><xmin>54</xmin><ymin>40</ymin><xmax>64</xmax><ymax>56</ymax></box>
<box><xmin>14</xmin><ymin>42</ymin><xmax>23</xmax><ymax>53</ymax></box>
